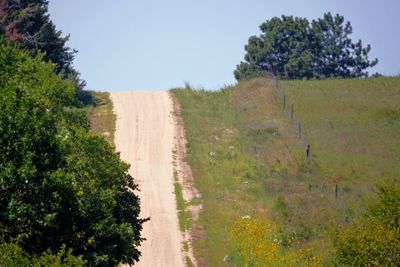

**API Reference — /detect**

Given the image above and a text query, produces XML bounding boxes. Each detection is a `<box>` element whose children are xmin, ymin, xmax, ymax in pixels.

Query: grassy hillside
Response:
<box><xmin>172</xmin><ymin>79</ymin><xmax>307</xmax><ymax>266</ymax></box>
<box><xmin>282</xmin><ymin>78</ymin><xmax>400</xmax><ymax>191</ymax></box>
<box><xmin>171</xmin><ymin>77</ymin><xmax>400</xmax><ymax>265</ymax></box>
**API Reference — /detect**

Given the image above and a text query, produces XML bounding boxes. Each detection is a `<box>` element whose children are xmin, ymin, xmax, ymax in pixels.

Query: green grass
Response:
<box><xmin>171</xmin><ymin>77</ymin><xmax>400</xmax><ymax>265</ymax></box>
<box><xmin>279</xmin><ymin>77</ymin><xmax>400</xmax><ymax>255</ymax></box>
<box><xmin>173</xmin><ymin>168</ymin><xmax>192</xmax><ymax>231</ymax></box>
<box><xmin>281</xmin><ymin>77</ymin><xmax>400</xmax><ymax>181</ymax></box>
<box><xmin>86</xmin><ymin>92</ymin><xmax>116</xmax><ymax>145</ymax></box>
<box><xmin>281</xmin><ymin>77</ymin><xmax>400</xmax><ymax>207</ymax></box>
<box><xmin>186</xmin><ymin>256</ymin><xmax>196</xmax><ymax>267</ymax></box>
<box><xmin>171</xmin><ymin>79</ymin><xmax>304</xmax><ymax>266</ymax></box>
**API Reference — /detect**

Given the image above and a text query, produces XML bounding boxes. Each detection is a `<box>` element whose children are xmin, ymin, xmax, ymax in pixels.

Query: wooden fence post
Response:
<box><xmin>298</xmin><ymin>122</ymin><xmax>301</xmax><ymax>138</ymax></box>
<box><xmin>283</xmin><ymin>95</ymin><xmax>286</xmax><ymax>110</ymax></box>
<box><xmin>291</xmin><ymin>104</ymin><xmax>294</xmax><ymax>121</ymax></box>
<box><xmin>335</xmin><ymin>183</ymin><xmax>339</xmax><ymax>201</ymax></box>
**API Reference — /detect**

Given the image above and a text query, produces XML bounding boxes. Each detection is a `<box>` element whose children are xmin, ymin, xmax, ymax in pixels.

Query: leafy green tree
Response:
<box><xmin>62</xmin><ymin>128</ymin><xmax>146</xmax><ymax>266</ymax></box>
<box><xmin>0</xmin><ymin>242</ymin><xmax>85</xmax><ymax>266</ymax></box>
<box><xmin>0</xmin><ymin>42</ymin><xmax>145</xmax><ymax>266</ymax></box>
<box><xmin>234</xmin><ymin>13</ymin><xmax>378</xmax><ymax>80</ymax></box>
<box><xmin>333</xmin><ymin>180</ymin><xmax>400</xmax><ymax>266</ymax></box>
<box><xmin>0</xmin><ymin>0</ymin><xmax>86</xmax><ymax>92</ymax></box>
<box><xmin>0</xmin><ymin>49</ymin><xmax>82</xmax><ymax>255</ymax></box>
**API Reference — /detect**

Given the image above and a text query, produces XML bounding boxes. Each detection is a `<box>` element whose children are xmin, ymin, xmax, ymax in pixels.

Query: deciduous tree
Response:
<box><xmin>0</xmin><ymin>42</ymin><xmax>146</xmax><ymax>266</ymax></box>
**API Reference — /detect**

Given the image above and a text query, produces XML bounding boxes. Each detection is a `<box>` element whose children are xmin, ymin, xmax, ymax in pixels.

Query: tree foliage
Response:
<box><xmin>0</xmin><ymin>42</ymin><xmax>146</xmax><ymax>266</ymax></box>
<box><xmin>333</xmin><ymin>180</ymin><xmax>400</xmax><ymax>266</ymax></box>
<box><xmin>0</xmin><ymin>0</ymin><xmax>86</xmax><ymax>92</ymax></box>
<box><xmin>0</xmin><ymin>0</ymin><xmax>72</xmax><ymax>72</ymax></box>
<box><xmin>234</xmin><ymin>13</ymin><xmax>378</xmax><ymax>80</ymax></box>
<box><xmin>0</xmin><ymin>243</ymin><xmax>85</xmax><ymax>267</ymax></box>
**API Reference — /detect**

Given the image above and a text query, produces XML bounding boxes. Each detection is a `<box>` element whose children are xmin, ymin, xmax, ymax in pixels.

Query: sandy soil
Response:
<box><xmin>171</xmin><ymin>95</ymin><xmax>203</xmax><ymax>266</ymax></box>
<box><xmin>111</xmin><ymin>92</ymin><xmax>185</xmax><ymax>267</ymax></box>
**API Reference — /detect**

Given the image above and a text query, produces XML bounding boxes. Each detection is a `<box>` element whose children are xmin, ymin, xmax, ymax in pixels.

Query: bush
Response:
<box><xmin>0</xmin><ymin>242</ymin><xmax>85</xmax><ymax>266</ymax></box>
<box><xmin>333</xmin><ymin>180</ymin><xmax>400</xmax><ymax>266</ymax></box>
<box><xmin>230</xmin><ymin>217</ymin><xmax>321</xmax><ymax>266</ymax></box>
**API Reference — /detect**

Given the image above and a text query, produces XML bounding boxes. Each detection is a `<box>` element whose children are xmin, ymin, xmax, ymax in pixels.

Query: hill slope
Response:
<box><xmin>171</xmin><ymin>77</ymin><xmax>400</xmax><ymax>265</ymax></box>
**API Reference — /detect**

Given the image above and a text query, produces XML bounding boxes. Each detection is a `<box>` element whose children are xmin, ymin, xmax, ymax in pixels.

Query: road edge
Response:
<box><xmin>170</xmin><ymin>92</ymin><xmax>204</xmax><ymax>267</ymax></box>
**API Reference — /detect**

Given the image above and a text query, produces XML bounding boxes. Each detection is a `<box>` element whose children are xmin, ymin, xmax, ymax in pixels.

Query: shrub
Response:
<box><xmin>231</xmin><ymin>217</ymin><xmax>321</xmax><ymax>266</ymax></box>
<box><xmin>333</xmin><ymin>180</ymin><xmax>400</xmax><ymax>266</ymax></box>
<box><xmin>0</xmin><ymin>242</ymin><xmax>85</xmax><ymax>266</ymax></box>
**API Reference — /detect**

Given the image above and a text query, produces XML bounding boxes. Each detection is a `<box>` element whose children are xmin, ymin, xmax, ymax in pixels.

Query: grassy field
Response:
<box><xmin>86</xmin><ymin>92</ymin><xmax>116</xmax><ymax>145</ymax></box>
<box><xmin>171</xmin><ymin>77</ymin><xmax>400</xmax><ymax>265</ymax></box>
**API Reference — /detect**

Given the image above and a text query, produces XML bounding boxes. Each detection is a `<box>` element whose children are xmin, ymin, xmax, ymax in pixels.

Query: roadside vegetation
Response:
<box><xmin>173</xmin><ymin>166</ymin><xmax>192</xmax><ymax>232</ymax></box>
<box><xmin>86</xmin><ymin>92</ymin><xmax>116</xmax><ymax>145</ymax></box>
<box><xmin>172</xmin><ymin>76</ymin><xmax>400</xmax><ymax>265</ymax></box>
<box><xmin>172</xmin><ymin>78</ymin><xmax>310</xmax><ymax>265</ymax></box>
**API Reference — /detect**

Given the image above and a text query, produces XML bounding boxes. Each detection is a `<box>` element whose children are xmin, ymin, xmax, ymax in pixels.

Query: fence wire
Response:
<box><xmin>266</xmin><ymin>72</ymin><xmax>311</xmax><ymax>161</ymax></box>
<box><xmin>264</xmin><ymin>73</ymin><xmax>347</xmax><ymax>202</ymax></box>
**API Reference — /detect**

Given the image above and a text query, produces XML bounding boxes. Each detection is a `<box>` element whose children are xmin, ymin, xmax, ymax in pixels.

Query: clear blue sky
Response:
<box><xmin>49</xmin><ymin>0</ymin><xmax>400</xmax><ymax>91</ymax></box>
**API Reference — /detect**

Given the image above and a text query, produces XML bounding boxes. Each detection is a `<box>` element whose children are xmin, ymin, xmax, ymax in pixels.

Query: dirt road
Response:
<box><xmin>110</xmin><ymin>92</ymin><xmax>185</xmax><ymax>267</ymax></box>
